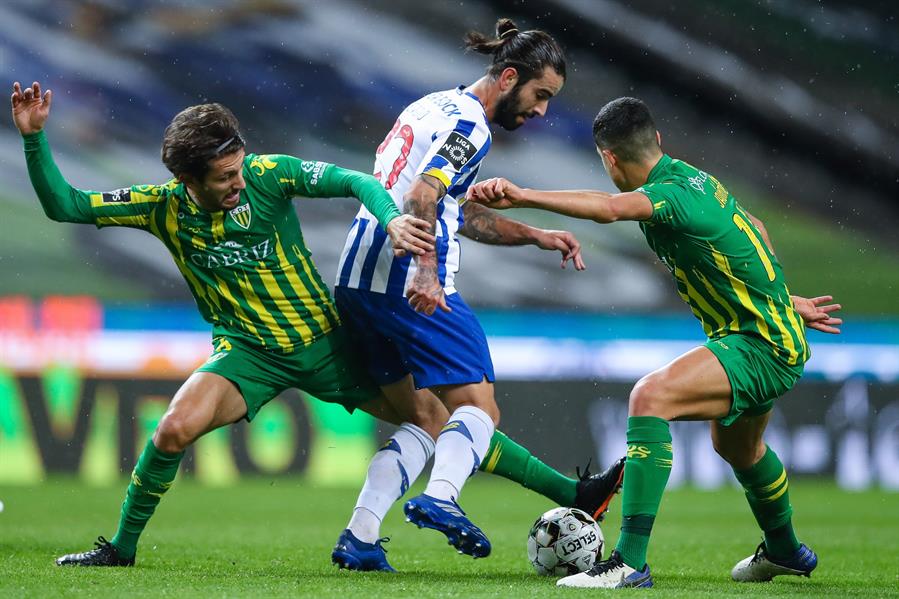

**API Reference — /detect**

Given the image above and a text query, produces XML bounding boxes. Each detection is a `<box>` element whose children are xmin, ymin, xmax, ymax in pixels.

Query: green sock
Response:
<box><xmin>615</xmin><ymin>416</ymin><xmax>672</xmax><ymax>570</ymax></box>
<box><xmin>479</xmin><ymin>430</ymin><xmax>577</xmax><ymax>506</ymax></box>
<box><xmin>110</xmin><ymin>438</ymin><xmax>184</xmax><ymax>558</ymax></box>
<box><xmin>733</xmin><ymin>445</ymin><xmax>800</xmax><ymax>560</ymax></box>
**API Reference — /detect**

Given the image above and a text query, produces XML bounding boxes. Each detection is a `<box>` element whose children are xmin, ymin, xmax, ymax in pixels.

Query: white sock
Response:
<box><xmin>424</xmin><ymin>405</ymin><xmax>495</xmax><ymax>502</ymax></box>
<box><xmin>347</xmin><ymin>422</ymin><xmax>435</xmax><ymax>543</ymax></box>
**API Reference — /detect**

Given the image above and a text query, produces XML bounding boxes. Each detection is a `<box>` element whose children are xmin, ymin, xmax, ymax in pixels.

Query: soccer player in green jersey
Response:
<box><xmin>11</xmin><ymin>80</ymin><xmax>442</xmax><ymax>566</ymax></box>
<box><xmin>12</xmin><ymin>80</ymin><xmax>623</xmax><ymax>569</ymax></box>
<box><xmin>468</xmin><ymin>97</ymin><xmax>842</xmax><ymax>588</ymax></box>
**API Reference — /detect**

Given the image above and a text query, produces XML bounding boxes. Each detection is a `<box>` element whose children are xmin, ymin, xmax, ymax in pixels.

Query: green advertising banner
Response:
<box><xmin>0</xmin><ymin>368</ymin><xmax>376</xmax><ymax>485</ymax></box>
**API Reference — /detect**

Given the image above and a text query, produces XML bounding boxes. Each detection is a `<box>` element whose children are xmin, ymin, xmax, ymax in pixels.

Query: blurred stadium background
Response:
<box><xmin>1</xmin><ymin>0</ymin><xmax>898</xmax><ymax>496</ymax></box>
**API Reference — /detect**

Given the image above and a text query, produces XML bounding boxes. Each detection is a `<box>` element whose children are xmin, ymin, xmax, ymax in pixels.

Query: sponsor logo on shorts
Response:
<box><xmin>204</xmin><ymin>351</ymin><xmax>229</xmax><ymax>365</ymax></box>
<box><xmin>205</xmin><ymin>338</ymin><xmax>232</xmax><ymax>364</ymax></box>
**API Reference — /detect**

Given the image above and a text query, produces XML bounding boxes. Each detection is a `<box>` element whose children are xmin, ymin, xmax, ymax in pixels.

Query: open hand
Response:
<box><xmin>793</xmin><ymin>295</ymin><xmax>842</xmax><ymax>334</ymax></box>
<box><xmin>535</xmin><ymin>229</ymin><xmax>586</xmax><ymax>271</ymax></box>
<box><xmin>11</xmin><ymin>81</ymin><xmax>52</xmax><ymax>135</ymax></box>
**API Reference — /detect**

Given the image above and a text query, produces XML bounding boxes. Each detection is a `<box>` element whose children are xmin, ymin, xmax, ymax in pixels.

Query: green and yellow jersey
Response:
<box><xmin>636</xmin><ymin>154</ymin><xmax>809</xmax><ymax>366</ymax></box>
<box><xmin>23</xmin><ymin>131</ymin><xmax>402</xmax><ymax>353</ymax></box>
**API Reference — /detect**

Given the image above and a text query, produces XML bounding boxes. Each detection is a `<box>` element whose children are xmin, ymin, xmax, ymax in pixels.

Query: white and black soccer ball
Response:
<box><xmin>527</xmin><ymin>507</ymin><xmax>604</xmax><ymax>576</ymax></box>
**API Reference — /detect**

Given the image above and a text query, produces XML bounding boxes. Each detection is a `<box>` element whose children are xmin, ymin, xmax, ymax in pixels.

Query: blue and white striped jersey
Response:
<box><xmin>336</xmin><ymin>86</ymin><xmax>491</xmax><ymax>296</ymax></box>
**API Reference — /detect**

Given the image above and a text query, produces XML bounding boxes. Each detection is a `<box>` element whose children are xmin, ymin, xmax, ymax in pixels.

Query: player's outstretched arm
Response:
<box><xmin>404</xmin><ymin>174</ymin><xmax>450</xmax><ymax>315</ymax></box>
<box><xmin>466</xmin><ymin>177</ymin><xmax>653</xmax><ymax>223</ymax></box>
<box><xmin>459</xmin><ymin>202</ymin><xmax>585</xmax><ymax>270</ymax></box>
<box><xmin>12</xmin><ymin>81</ymin><xmax>97</xmax><ymax>224</ymax></box>
<box><xmin>792</xmin><ymin>295</ymin><xmax>842</xmax><ymax>334</ymax></box>
<box><xmin>320</xmin><ymin>166</ymin><xmax>435</xmax><ymax>256</ymax></box>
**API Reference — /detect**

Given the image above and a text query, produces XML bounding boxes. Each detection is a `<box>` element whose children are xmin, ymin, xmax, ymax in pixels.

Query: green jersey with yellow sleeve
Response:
<box><xmin>636</xmin><ymin>154</ymin><xmax>808</xmax><ymax>366</ymax></box>
<box><xmin>23</xmin><ymin>131</ymin><xmax>401</xmax><ymax>353</ymax></box>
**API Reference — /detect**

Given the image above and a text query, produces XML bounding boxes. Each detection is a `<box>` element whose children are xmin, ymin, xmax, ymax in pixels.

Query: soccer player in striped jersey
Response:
<box><xmin>468</xmin><ymin>97</ymin><xmax>843</xmax><ymax>588</ymax></box>
<box><xmin>11</xmin><ymin>81</ymin><xmax>440</xmax><ymax>567</ymax></box>
<box><xmin>332</xmin><ymin>19</ymin><xmax>625</xmax><ymax>567</ymax></box>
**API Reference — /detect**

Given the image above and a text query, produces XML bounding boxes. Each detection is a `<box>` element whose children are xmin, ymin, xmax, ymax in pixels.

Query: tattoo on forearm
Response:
<box><xmin>418</xmin><ymin>174</ymin><xmax>445</xmax><ymax>195</ymax></box>
<box><xmin>404</xmin><ymin>195</ymin><xmax>437</xmax><ymax>230</ymax></box>
<box><xmin>459</xmin><ymin>202</ymin><xmax>509</xmax><ymax>244</ymax></box>
<box><xmin>403</xmin><ymin>177</ymin><xmax>440</xmax><ymax>267</ymax></box>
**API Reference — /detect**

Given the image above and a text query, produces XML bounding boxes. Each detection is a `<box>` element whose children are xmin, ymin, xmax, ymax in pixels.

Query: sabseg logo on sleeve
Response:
<box><xmin>436</xmin><ymin>132</ymin><xmax>476</xmax><ymax>171</ymax></box>
<box><xmin>301</xmin><ymin>160</ymin><xmax>328</xmax><ymax>186</ymax></box>
<box><xmin>101</xmin><ymin>188</ymin><xmax>132</xmax><ymax>204</ymax></box>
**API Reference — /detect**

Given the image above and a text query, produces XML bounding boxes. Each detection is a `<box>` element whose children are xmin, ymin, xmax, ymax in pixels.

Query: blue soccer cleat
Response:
<box><xmin>331</xmin><ymin>529</ymin><xmax>396</xmax><ymax>572</ymax></box>
<box><xmin>403</xmin><ymin>494</ymin><xmax>491</xmax><ymax>558</ymax></box>
<box><xmin>731</xmin><ymin>541</ymin><xmax>818</xmax><ymax>582</ymax></box>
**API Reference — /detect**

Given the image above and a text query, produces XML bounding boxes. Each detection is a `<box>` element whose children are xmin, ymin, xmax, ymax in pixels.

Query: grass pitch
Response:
<box><xmin>1</xmin><ymin>477</ymin><xmax>896</xmax><ymax>597</ymax></box>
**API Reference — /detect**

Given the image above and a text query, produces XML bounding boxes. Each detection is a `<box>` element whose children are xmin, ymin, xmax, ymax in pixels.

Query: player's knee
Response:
<box><xmin>712</xmin><ymin>437</ymin><xmax>763</xmax><ymax>470</ymax></box>
<box><xmin>445</xmin><ymin>395</ymin><xmax>500</xmax><ymax>427</ymax></box>
<box><xmin>154</xmin><ymin>413</ymin><xmax>197</xmax><ymax>453</ymax></box>
<box><xmin>628</xmin><ymin>376</ymin><xmax>667</xmax><ymax>417</ymax></box>
<box><xmin>409</xmin><ymin>402</ymin><xmax>449</xmax><ymax>440</ymax></box>
<box><xmin>460</xmin><ymin>400</ymin><xmax>500</xmax><ymax>427</ymax></box>
<box><xmin>488</xmin><ymin>405</ymin><xmax>500</xmax><ymax>428</ymax></box>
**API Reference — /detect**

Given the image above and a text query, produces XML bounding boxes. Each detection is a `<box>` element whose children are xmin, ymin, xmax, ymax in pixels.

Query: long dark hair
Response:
<box><xmin>464</xmin><ymin>18</ymin><xmax>566</xmax><ymax>85</ymax></box>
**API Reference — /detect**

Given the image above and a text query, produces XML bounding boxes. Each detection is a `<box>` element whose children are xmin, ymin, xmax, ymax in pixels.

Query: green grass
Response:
<box><xmin>1</xmin><ymin>477</ymin><xmax>896</xmax><ymax>597</ymax></box>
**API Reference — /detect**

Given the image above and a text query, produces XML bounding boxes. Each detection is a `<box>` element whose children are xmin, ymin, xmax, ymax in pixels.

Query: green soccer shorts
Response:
<box><xmin>705</xmin><ymin>333</ymin><xmax>804</xmax><ymax>426</ymax></box>
<box><xmin>195</xmin><ymin>327</ymin><xmax>380</xmax><ymax>421</ymax></box>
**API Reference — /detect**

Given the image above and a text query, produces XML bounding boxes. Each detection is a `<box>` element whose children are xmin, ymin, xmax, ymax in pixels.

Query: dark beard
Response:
<box><xmin>493</xmin><ymin>87</ymin><xmax>527</xmax><ymax>131</ymax></box>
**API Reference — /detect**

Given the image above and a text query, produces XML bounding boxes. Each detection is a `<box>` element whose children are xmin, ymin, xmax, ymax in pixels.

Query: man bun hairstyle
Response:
<box><xmin>592</xmin><ymin>97</ymin><xmax>659</xmax><ymax>163</ymax></box>
<box><xmin>464</xmin><ymin>18</ymin><xmax>566</xmax><ymax>85</ymax></box>
<box><xmin>161</xmin><ymin>103</ymin><xmax>246</xmax><ymax>180</ymax></box>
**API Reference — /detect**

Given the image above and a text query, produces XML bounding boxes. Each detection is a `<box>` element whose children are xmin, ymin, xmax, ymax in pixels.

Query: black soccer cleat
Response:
<box><xmin>573</xmin><ymin>456</ymin><xmax>625</xmax><ymax>522</ymax></box>
<box><xmin>55</xmin><ymin>536</ymin><xmax>135</xmax><ymax>567</ymax></box>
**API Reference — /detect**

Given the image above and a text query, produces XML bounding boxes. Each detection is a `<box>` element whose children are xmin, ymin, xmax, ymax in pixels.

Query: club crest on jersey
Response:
<box><xmin>229</xmin><ymin>203</ymin><xmax>252</xmax><ymax>229</ymax></box>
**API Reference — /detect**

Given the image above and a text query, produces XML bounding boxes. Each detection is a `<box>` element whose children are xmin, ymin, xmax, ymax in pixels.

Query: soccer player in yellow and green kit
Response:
<box><xmin>468</xmin><ymin>97</ymin><xmax>842</xmax><ymax>588</ymax></box>
<box><xmin>11</xmin><ymin>81</ymin><xmax>624</xmax><ymax>570</ymax></box>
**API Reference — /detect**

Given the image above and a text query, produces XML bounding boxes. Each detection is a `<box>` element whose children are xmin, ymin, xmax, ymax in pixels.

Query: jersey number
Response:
<box><xmin>374</xmin><ymin>119</ymin><xmax>414</xmax><ymax>190</ymax></box>
<box><xmin>733</xmin><ymin>213</ymin><xmax>776</xmax><ymax>281</ymax></box>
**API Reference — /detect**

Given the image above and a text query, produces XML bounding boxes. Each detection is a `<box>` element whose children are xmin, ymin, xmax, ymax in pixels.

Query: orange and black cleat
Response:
<box><xmin>573</xmin><ymin>457</ymin><xmax>626</xmax><ymax>521</ymax></box>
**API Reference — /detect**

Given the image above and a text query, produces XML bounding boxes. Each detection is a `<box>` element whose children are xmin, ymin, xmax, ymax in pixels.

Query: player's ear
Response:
<box><xmin>599</xmin><ymin>147</ymin><xmax>617</xmax><ymax>169</ymax></box>
<box><xmin>498</xmin><ymin>67</ymin><xmax>519</xmax><ymax>92</ymax></box>
<box><xmin>656</xmin><ymin>130</ymin><xmax>662</xmax><ymax>147</ymax></box>
<box><xmin>177</xmin><ymin>173</ymin><xmax>197</xmax><ymax>188</ymax></box>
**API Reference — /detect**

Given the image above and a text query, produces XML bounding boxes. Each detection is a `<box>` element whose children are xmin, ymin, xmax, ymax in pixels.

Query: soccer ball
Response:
<box><xmin>527</xmin><ymin>507</ymin><xmax>603</xmax><ymax>576</ymax></box>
